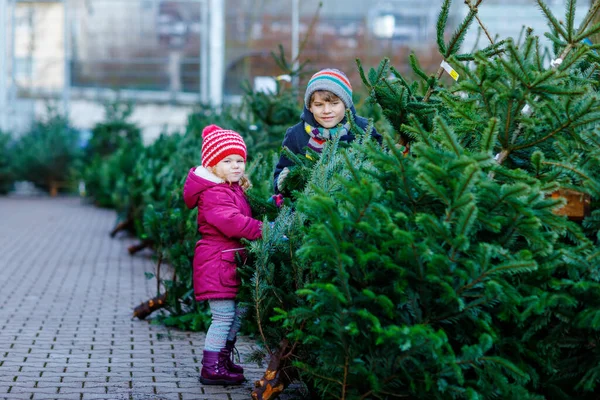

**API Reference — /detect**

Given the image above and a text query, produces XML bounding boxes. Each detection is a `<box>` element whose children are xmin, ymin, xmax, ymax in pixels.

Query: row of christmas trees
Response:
<box><xmin>54</xmin><ymin>0</ymin><xmax>600</xmax><ymax>398</ymax></box>
<box><xmin>246</xmin><ymin>0</ymin><xmax>600</xmax><ymax>398</ymax></box>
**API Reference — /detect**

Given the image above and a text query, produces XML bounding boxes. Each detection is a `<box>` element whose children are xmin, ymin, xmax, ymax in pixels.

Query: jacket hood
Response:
<box><xmin>300</xmin><ymin>104</ymin><xmax>357</xmax><ymax>127</ymax></box>
<box><xmin>183</xmin><ymin>166</ymin><xmax>225</xmax><ymax>209</ymax></box>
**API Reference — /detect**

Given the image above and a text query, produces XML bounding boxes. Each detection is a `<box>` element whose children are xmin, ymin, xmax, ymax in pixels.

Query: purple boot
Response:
<box><xmin>200</xmin><ymin>350</ymin><xmax>245</xmax><ymax>385</ymax></box>
<box><xmin>224</xmin><ymin>339</ymin><xmax>244</xmax><ymax>373</ymax></box>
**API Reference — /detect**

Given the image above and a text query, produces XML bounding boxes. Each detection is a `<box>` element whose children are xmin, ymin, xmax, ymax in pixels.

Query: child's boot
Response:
<box><xmin>224</xmin><ymin>339</ymin><xmax>244</xmax><ymax>373</ymax></box>
<box><xmin>200</xmin><ymin>350</ymin><xmax>245</xmax><ymax>385</ymax></box>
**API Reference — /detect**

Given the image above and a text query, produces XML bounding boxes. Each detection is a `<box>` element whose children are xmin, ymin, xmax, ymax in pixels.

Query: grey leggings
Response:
<box><xmin>204</xmin><ymin>299</ymin><xmax>247</xmax><ymax>351</ymax></box>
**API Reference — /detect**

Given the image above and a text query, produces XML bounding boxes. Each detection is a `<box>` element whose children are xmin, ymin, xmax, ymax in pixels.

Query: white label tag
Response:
<box><xmin>550</xmin><ymin>58</ymin><xmax>563</xmax><ymax>68</ymax></box>
<box><xmin>440</xmin><ymin>60</ymin><xmax>459</xmax><ymax>81</ymax></box>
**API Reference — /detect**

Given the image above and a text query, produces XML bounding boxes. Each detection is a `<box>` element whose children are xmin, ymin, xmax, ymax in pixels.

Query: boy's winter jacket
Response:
<box><xmin>183</xmin><ymin>167</ymin><xmax>262</xmax><ymax>301</ymax></box>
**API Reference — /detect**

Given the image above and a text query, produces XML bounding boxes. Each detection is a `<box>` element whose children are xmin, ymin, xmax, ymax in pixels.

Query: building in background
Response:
<box><xmin>0</xmin><ymin>0</ymin><xmax>594</xmax><ymax>141</ymax></box>
<box><xmin>13</xmin><ymin>1</ymin><xmax>64</xmax><ymax>91</ymax></box>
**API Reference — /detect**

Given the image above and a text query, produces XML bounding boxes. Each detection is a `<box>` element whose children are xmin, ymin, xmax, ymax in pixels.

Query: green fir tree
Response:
<box><xmin>246</xmin><ymin>0</ymin><xmax>600</xmax><ymax>399</ymax></box>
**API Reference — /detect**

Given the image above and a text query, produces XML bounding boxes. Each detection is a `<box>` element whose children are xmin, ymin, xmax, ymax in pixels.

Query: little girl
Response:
<box><xmin>183</xmin><ymin>124</ymin><xmax>262</xmax><ymax>385</ymax></box>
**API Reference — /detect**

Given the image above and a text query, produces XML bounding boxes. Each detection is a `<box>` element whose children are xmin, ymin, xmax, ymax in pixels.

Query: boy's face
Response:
<box><xmin>309</xmin><ymin>91</ymin><xmax>346</xmax><ymax>128</ymax></box>
<box><xmin>213</xmin><ymin>154</ymin><xmax>246</xmax><ymax>183</ymax></box>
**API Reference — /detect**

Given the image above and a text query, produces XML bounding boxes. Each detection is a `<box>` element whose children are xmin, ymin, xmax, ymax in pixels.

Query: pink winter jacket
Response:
<box><xmin>183</xmin><ymin>167</ymin><xmax>262</xmax><ymax>301</ymax></box>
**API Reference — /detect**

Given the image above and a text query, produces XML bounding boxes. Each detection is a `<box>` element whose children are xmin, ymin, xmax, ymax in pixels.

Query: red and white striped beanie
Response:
<box><xmin>201</xmin><ymin>124</ymin><xmax>247</xmax><ymax>168</ymax></box>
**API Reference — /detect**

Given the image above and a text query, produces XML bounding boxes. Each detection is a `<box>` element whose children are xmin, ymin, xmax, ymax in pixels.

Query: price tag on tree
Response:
<box><xmin>440</xmin><ymin>60</ymin><xmax>459</xmax><ymax>81</ymax></box>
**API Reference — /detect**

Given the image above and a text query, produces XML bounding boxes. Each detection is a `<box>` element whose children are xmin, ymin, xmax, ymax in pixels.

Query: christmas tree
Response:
<box><xmin>246</xmin><ymin>0</ymin><xmax>600</xmax><ymax>398</ymax></box>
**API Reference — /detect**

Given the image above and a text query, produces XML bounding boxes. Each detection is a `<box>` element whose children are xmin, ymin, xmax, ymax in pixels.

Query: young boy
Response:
<box><xmin>273</xmin><ymin>68</ymin><xmax>381</xmax><ymax>193</ymax></box>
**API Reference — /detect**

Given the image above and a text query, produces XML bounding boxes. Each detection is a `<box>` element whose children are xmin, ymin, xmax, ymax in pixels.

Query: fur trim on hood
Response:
<box><xmin>193</xmin><ymin>166</ymin><xmax>224</xmax><ymax>184</ymax></box>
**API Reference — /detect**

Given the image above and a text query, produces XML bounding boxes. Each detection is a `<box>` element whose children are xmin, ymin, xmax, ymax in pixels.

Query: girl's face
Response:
<box><xmin>213</xmin><ymin>154</ymin><xmax>246</xmax><ymax>183</ymax></box>
<box><xmin>309</xmin><ymin>91</ymin><xmax>346</xmax><ymax>128</ymax></box>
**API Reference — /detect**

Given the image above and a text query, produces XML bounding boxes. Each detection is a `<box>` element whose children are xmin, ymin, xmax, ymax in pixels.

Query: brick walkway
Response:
<box><xmin>0</xmin><ymin>197</ymin><xmax>295</xmax><ymax>400</ymax></box>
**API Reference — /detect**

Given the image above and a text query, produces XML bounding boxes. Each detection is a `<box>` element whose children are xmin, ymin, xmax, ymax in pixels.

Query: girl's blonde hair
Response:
<box><xmin>209</xmin><ymin>167</ymin><xmax>252</xmax><ymax>191</ymax></box>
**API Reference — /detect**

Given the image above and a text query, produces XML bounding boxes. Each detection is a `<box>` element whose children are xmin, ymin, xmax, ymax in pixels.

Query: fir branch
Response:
<box><xmin>254</xmin><ymin>259</ymin><xmax>272</xmax><ymax>355</ymax></box>
<box><xmin>483</xmin><ymin>40</ymin><xmax>508</xmax><ymax>57</ymax></box>
<box><xmin>320</xmin><ymin>222</ymin><xmax>353</xmax><ymax>304</ymax></box>
<box><xmin>341</xmin><ymin>354</ymin><xmax>349</xmax><ymax>400</ymax></box>
<box><xmin>575</xmin><ymin>21</ymin><xmax>600</xmax><ymax>42</ymax></box>
<box><xmin>474</xmin><ymin>75</ymin><xmax>494</xmax><ymax>117</ymax></box>
<box><xmin>360</xmin><ymin>349</ymin><xmax>424</xmax><ymax>399</ymax></box>
<box><xmin>423</xmin><ymin>4</ymin><xmax>478</xmax><ymax>102</ymax></box>
<box><xmin>558</xmin><ymin>45</ymin><xmax>591</xmax><ymax>71</ymax></box>
<box><xmin>455</xmin><ymin>203</ymin><xmax>478</xmax><ymax>238</ymax></box>
<box><xmin>435</xmin><ymin>117</ymin><xmax>463</xmax><ymax>156</ymax></box>
<box><xmin>356</xmin><ymin>58</ymin><xmax>373</xmax><ymax>92</ymax></box>
<box><xmin>569</xmin><ymin>112</ymin><xmax>600</xmax><ymax>130</ymax></box>
<box><xmin>481</xmin><ymin>118</ymin><xmax>499</xmax><ymax>153</ymax></box>
<box><xmin>512</xmin><ymin>119</ymin><xmax>572</xmax><ymax>150</ymax></box>
<box><xmin>411</xmin><ymin>241</ymin><xmax>425</xmax><ymax>282</ymax></box>
<box><xmin>423</xmin><ymin>68</ymin><xmax>444</xmax><ymax>102</ymax></box>
<box><xmin>445</xmin><ymin>9</ymin><xmax>478</xmax><ymax>58</ymax></box>
<box><xmin>479</xmin><ymin>356</ymin><xmax>530</xmax><ymax>381</ymax></box>
<box><xmin>436</xmin><ymin>0</ymin><xmax>451</xmax><ymax>55</ymax></box>
<box><xmin>575</xmin><ymin>0</ymin><xmax>600</xmax><ymax>39</ymax></box>
<box><xmin>503</xmin><ymin>100</ymin><xmax>514</xmax><ymax>148</ymax></box>
<box><xmin>470</xmin><ymin>4</ymin><xmax>494</xmax><ymax>46</ymax></box>
<box><xmin>523</xmin><ymin>33</ymin><xmax>536</xmax><ymax>59</ymax></box>
<box><xmin>390</xmin><ymin>65</ymin><xmax>414</xmax><ymax>96</ymax></box>
<box><xmin>449</xmin><ymin>203</ymin><xmax>478</xmax><ymax>261</ymax></box>
<box><xmin>507</xmin><ymin>41</ymin><xmax>532</xmax><ymax>82</ymax></box>
<box><xmin>530</xmin><ymin>69</ymin><xmax>557</xmax><ymax>88</ymax></box>
<box><xmin>419</xmin><ymin>173</ymin><xmax>451</xmax><ymax>205</ymax></box>
<box><xmin>383</xmin><ymin>77</ymin><xmax>406</xmax><ymax>102</ymax></box>
<box><xmin>409</xmin><ymin>53</ymin><xmax>430</xmax><ymax>83</ymax></box>
<box><xmin>439</xmin><ymin>92</ymin><xmax>477</xmax><ymax>122</ymax></box>
<box><xmin>453</xmin><ymin>165</ymin><xmax>478</xmax><ymax>207</ymax></box>
<box><xmin>373</xmin><ymin>391</ymin><xmax>410</xmax><ymax>398</ymax></box>
<box><xmin>405</xmin><ymin>115</ymin><xmax>433</xmax><ymax>147</ymax></box>
<box><xmin>536</xmin><ymin>0</ymin><xmax>568</xmax><ymax>42</ymax></box>
<box><xmin>543</xmin><ymin>31</ymin><xmax>567</xmax><ymax>52</ymax></box>
<box><xmin>534</xmin><ymin>35</ymin><xmax>544</xmax><ymax>71</ymax></box>
<box><xmin>434</xmin><ymin>296</ymin><xmax>489</xmax><ymax>323</ymax></box>
<box><xmin>565</xmin><ymin>0</ymin><xmax>576</xmax><ymax>42</ymax></box>
<box><xmin>541</xmin><ymin>161</ymin><xmax>595</xmax><ymax>185</ymax></box>
<box><xmin>458</xmin><ymin>260</ymin><xmax>537</xmax><ymax>295</ymax></box>
<box><xmin>282</xmin><ymin>322</ymin><xmax>305</xmax><ymax>359</ymax></box>
<box><xmin>387</xmin><ymin>138</ymin><xmax>417</xmax><ymax>205</ymax></box>
<box><xmin>499</xmin><ymin>55</ymin><xmax>529</xmax><ymax>83</ymax></box>
<box><xmin>296</xmin><ymin>363</ymin><xmax>344</xmax><ymax>386</ymax></box>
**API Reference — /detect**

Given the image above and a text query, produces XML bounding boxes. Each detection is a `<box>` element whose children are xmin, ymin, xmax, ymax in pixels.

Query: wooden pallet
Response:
<box><xmin>551</xmin><ymin>189</ymin><xmax>591</xmax><ymax>222</ymax></box>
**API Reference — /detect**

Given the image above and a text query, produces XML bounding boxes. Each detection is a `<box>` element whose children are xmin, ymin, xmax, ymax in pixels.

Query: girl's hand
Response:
<box><xmin>268</xmin><ymin>193</ymin><xmax>285</xmax><ymax>208</ymax></box>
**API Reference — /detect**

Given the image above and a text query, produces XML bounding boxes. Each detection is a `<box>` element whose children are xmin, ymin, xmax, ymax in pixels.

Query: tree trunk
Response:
<box><xmin>110</xmin><ymin>218</ymin><xmax>133</xmax><ymax>237</ymax></box>
<box><xmin>128</xmin><ymin>239</ymin><xmax>154</xmax><ymax>255</ymax></box>
<box><xmin>252</xmin><ymin>339</ymin><xmax>297</xmax><ymax>400</ymax></box>
<box><xmin>133</xmin><ymin>292</ymin><xmax>167</xmax><ymax>319</ymax></box>
<box><xmin>49</xmin><ymin>181</ymin><xmax>59</xmax><ymax>197</ymax></box>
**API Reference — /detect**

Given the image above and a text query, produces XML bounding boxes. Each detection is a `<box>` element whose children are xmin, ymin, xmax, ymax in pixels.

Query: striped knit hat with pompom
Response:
<box><xmin>304</xmin><ymin>68</ymin><xmax>353</xmax><ymax>109</ymax></box>
<box><xmin>201</xmin><ymin>124</ymin><xmax>247</xmax><ymax>168</ymax></box>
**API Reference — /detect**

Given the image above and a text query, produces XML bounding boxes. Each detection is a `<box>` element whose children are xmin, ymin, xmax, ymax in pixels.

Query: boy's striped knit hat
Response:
<box><xmin>201</xmin><ymin>124</ymin><xmax>247</xmax><ymax>168</ymax></box>
<box><xmin>304</xmin><ymin>68</ymin><xmax>353</xmax><ymax>109</ymax></box>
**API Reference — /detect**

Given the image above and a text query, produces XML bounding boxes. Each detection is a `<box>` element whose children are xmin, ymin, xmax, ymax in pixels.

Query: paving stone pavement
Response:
<box><xmin>0</xmin><ymin>197</ymin><xmax>304</xmax><ymax>400</ymax></box>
